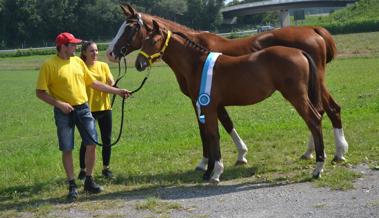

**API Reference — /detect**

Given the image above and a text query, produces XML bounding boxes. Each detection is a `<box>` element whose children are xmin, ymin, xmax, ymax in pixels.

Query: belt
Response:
<box><xmin>73</xmin><ymin>103</ymin><xmax>88</xmax><ymax>109</ymax></box>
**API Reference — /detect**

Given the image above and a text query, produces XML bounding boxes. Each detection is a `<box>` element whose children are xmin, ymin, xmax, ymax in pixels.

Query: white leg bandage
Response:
<box><xmin>195</xmin><ymin>157</ymin><xmax>208</xmax><ymax>171</ymax></box>
<box><xmin>230</xmin><ymin>128</ymin><xmax>248</xmax><ymax>163</ymax></box>
<box><xmin>333</xmin><ymin>128</ymin><xmax>348</xmax><ymax>161</ymax></box>
<box><xmin>210</xmin><ymin>160</ymin><xmax>224</xmax><ymax>184</ymax></box>
<box><xmin>312</xmin><ymin>161</ymin><xmax>325</xmax><ymax>178</ymax></box>
<box><xmin>302</xmin><ymin>134</ymin><xmax>315</xmax><ymax>159</ymax></box>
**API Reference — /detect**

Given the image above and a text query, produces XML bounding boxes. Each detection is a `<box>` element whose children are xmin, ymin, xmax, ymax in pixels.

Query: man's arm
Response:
<box><xmin>36</xmin><ymin>89</ymin><xmax>74</xmax><ymax>114</ymax></box>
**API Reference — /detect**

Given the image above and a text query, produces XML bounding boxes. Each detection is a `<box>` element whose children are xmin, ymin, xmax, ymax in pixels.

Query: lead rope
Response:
<box><xmin>75</xmin><ymin>56</ymin><xmax>151</xmax><ymax>147</ymax></box>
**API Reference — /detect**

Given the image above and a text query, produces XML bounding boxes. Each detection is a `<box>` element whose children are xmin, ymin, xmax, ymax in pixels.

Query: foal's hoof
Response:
<box><xmin>312</xmin><ymin>169</ymin><xmax>323</xmax><ymax>179</ymax></box>
<box><xmin>235</xmin><ymin>159</ymin><xmax>247</xmax><ymax>166</ymax></box>
<box><xmin>332</xmin><ymin>155</ymin><xmax>346</xmax><ymax>163</ymax></box>
<box><xmin>209</xmin><ymin>178</ymin><xmax>220</xmax><ymax>185</ymax></box>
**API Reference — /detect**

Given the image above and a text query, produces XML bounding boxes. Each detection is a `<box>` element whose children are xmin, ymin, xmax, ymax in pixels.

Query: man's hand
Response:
<box><xmin>56</xmin><ymin>101</ymin><xmax>74</xmax><ymax>114</ymax></box>
<box><xmin>36</xmin><ymin>89</ymin><xmax>74</xmax><ymax>114</ymax></box>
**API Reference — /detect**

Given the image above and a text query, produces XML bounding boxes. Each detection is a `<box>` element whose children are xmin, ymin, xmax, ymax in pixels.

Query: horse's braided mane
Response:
<box><xmin>172</xmin><ymin>31</ymin><xmax>209</xmax><ymax>53</ymax></box>
<box><xmin>141</xmin><ymin>12</ymin><xmax>199</xmax><ymax>33</ymax></box>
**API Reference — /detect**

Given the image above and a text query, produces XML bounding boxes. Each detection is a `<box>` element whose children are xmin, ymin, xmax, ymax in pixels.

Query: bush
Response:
<box><xmin>0</xmin><ymin>48</ymin><xmax>56</xmax><ymax>58</ymax></box>
<box><xmin>324</xmin><ymin>19</ymin><xmax>379</xmax><ymax>34</ymax></box>
<box><xmin>300</xmin><ymin>0</ymin><xmax>379</xmax><ymax>34</ymax></box>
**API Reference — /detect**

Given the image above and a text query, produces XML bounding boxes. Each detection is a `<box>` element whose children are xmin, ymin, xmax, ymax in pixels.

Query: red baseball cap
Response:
<box><xmin>55</xmin><ymin>32</ymin><xmax>82</xmax><ymax>46</ymax></box>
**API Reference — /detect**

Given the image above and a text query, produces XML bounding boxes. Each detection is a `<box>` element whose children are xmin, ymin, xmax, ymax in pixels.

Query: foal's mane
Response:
<box><xmin>172</xmin><ymin>31</ymin><xmax>209</xmax><ymax>53</ymax></box>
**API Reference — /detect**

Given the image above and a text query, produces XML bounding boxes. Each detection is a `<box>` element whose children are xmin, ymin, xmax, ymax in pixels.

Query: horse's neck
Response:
<box><xmin>197</xmin><ymin>32</ymin><xmax>259</xmax><ymax>54</ymax></box>
<box><xmin>162</xmin><ymin>35</ymin><xmax>205</xmax><ymax>84</ymax></box>
<box><xmin>164</xmin><ymin>36</ymin><xmax>203</xmax><ymax>69</ymax></box>
<box><xmin>141</xmin><ymin>13</ymin><xmax>198</xmax><ymax>34</ymax></box>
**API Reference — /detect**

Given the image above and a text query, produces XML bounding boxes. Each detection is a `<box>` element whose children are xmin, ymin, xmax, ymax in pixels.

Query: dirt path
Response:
<box><xmin>51</xmin><ymin>164</ymin><xmax>378</xmax><ymax>218</ymax></box>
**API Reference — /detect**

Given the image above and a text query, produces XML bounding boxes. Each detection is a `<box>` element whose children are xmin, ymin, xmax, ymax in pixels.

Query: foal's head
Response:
<box><xmin>106</xmin><ymin>4</ymin><xmax>147</xmax><ymax>62</ymax></box>
<box><xmin>135</xmin><ymin>20</ymin><xmax>170</xmax><ymax>72</ymax></box>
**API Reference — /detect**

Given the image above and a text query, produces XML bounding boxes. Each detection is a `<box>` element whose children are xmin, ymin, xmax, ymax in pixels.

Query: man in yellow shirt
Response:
<box><xmin>36</xmin><ymin>32</ymin><xmax>130</xmax><ymax>201</ymax></box>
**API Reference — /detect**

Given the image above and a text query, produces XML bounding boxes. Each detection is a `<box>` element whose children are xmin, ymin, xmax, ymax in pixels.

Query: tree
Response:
<box><xmin>1</xmin><ymin>0</ymin><xmax>42</xmax><ymax>48</ymax></box>
<box><xmin>183</xmin><ymin>0</ymin><xmax>224</xmax><ymax>31</ymax></box>
<box><xmin>155</xmin><ymin>0</ymin><xmax>187</xmax><ymax>22</ymax></box>
<box><xmin>35</xmin><ymin>0</ymin><xmax>81</xmax><ymax>44</ymax></box>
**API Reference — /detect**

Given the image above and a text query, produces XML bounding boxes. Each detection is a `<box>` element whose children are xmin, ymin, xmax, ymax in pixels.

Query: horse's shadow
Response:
<box><xmin>0</xmin><ymin>165</ymin><xmax>312</xmax><ymax>211</ymax></box>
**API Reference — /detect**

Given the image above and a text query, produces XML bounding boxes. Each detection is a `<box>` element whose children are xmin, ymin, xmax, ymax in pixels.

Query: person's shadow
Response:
<box><xmin>0</xmin><ymin>165</ymin><xmax>312</xmax><ymax>211</ymax></box>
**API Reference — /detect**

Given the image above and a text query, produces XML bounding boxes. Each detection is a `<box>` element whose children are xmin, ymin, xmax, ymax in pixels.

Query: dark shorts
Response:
<box><xmin>54</xmin><ymin>103</ymin><xmax>97</xmax><ymax>151</ymax></box>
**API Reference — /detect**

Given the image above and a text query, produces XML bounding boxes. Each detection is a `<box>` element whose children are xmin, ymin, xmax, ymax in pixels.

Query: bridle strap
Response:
<box><xmin>111</xmin><ymin>56</ymin><xmax>127</xmax><ymax>106</ymax></box>
<box><xmin>139</xmin><ymin>30</ymin><xmax>172</xmax><ymax>66</ymax></box>
<box><xmin>119</xmin><ymin>13</ymin><xmax>144</xmax><ymax>57</ymax></box>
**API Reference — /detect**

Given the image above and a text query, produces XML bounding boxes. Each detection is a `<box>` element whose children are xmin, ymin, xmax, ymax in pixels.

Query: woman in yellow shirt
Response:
<box><xmin>79</xmin><ymin>41</ymin><xmax>115</xmax><ymax>179</ymax></box>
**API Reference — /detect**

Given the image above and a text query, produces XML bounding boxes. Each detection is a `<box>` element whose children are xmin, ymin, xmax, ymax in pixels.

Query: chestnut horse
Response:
<box><xmin>135</xmin><ymin>20</ymin><xmax>326</xmax><ymax>183</ymax></box>
<box><xmin>107</xmin><ymin>4</ymin><xmax>348</xmax><ymax>170</ymax></box>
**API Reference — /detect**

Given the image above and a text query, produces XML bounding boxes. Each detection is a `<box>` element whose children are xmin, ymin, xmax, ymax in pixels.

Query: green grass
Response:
<box><xmin>334</xmin><ymin>31</ymin><xmax>379</xmax><ymax>57</ymax></box>
<box><xmin>136</xmin><ymin>196</ymin><xmax>183</xmax><ymax>214</ymax></box>
<box><xmin>0</xmin><ymin>33</ymin><xmax>378</xmax><ymax>216</ymax></box>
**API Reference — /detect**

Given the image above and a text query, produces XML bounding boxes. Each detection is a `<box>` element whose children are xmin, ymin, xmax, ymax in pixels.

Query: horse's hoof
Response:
<box><xmin>332</xmin><ymin>155</ymin><xmax>346</xmax><ymax>163</ymax></box>
<box><xmin>300</xmin><ymin>154</ymin><xmax>313</xmax><ymax>160</ymax></box>
<box><xmin>235</xmin><ymin>160</ymin><xmax>247</xmax><ymax>166</ymax></box>
<box><xmin>195</xmin><ymin>166</ymin><xmax>206</xmax><ymax>172</ymax></box>
<box><xmin>209</xmin><ymin>178</ymin><xmax>220</xmax><ymax>185</ymax></box>
<box><xmin>312</xmin><ymin>173</ymin><xmax>321</xmax><ymax>179</ymax></box>
<box><xmin>203</xmin><ymin>173</ymin><xmax>211</xmax><ymax>181</ymax></box>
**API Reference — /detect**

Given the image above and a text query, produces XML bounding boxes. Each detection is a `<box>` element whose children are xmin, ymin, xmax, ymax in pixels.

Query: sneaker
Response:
<box><xmin>84</xmin><ymin>176</ymin><xmax>102</xmax><ymax>194</ymax></box>
<box><xmin>78</xmin><ymin>170</ymin><xmax>86</xmax><ymax>180</ymax></box>
<box><xmin>67</xmin><ymin>184</ymin><xmax>78</xmax><ymax>202</ymax></box>
<box><xmin>102</xmin><ymin>168</ymin><xmax>113</xmax><ymax>178</ymax></box>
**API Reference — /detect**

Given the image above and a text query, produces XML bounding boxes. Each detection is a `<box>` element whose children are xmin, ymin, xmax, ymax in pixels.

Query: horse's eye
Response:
<box><xmin>150</xmin><ymin>40</ymin><xmax>157</xmax><ymax>46</ymax></box>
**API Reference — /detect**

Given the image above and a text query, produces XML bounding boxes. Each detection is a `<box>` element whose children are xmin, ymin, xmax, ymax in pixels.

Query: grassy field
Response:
<box><xmin>0</xmin><ymin>32</ymin><xmax>378</xmax><ymax>216</ymax></box>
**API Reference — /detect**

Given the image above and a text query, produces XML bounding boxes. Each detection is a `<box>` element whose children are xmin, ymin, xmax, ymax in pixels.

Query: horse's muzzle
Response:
<box><xmin>106</xmin><ymin>50</ymin><xmax>120</xmax><ymax>63</ymax></box>
<box><xmin>135</xmin><ymin>56</ymin><xmax>148</xmax><ymax>72</ymax></box>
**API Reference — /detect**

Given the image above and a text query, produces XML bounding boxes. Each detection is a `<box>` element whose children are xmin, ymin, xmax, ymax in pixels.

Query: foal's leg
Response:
<box><xmin>302</xmin><ymin>109</ymin><xmax>325</xmax><ymax>160</ymax></box>
<box><xmin>218</xmin><ymin>106</ymin><xmax>248</xmax><ymax>165</ymax></box>
<box><xmin>202</xmin><ymin>112</ymin><xmax>224</xmax><ymax>184</ymax></box>
<box><xmin>192</xmin><ymin>103</ymin><xmax>210</xmax><ymax>172</ymax></box>
<box><xmin>291</xmin><ymin>99</ymin><xmax>325</xmax><ymax>178</ymax></box>
<box><xmin>321</xmin><ymin>85</ymin><xmax>348</xmax><ymax>162</ymax></box>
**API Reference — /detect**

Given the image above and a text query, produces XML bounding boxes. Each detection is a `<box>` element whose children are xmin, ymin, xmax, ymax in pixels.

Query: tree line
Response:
<box><xmin>0</xmin><ymin>0</ymin><xmax>228</xmax><ymax>49</ymax></box>
<box><xmin>0</xmin><ymin>0</ymin><xmax>277</xmax><ymax>49</ymax></box>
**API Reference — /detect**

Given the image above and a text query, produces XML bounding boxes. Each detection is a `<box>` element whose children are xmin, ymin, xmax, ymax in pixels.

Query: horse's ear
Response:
<box><xmin>152</xmin><ymin>20</ymin><xmax>160</xmax><ymax>33</ymax></box>
<box><xmin>144</xmin><ymin>22</ymin><xmax>152</xmax><ymax>33</ymax></box>
<box><xmin>120</xmin><ymin>4</ymin><xmax>135</xmax><ymax>17</ymax></box>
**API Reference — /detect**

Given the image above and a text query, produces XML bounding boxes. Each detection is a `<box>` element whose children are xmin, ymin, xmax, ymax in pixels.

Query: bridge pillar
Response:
<box><xmin>280</xmin><ymin>9</ymin><xmax>290</xmax><ymax>27</ymax></box>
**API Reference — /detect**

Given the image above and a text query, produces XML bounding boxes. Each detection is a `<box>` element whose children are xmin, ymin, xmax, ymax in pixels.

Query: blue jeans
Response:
<box><xmin>54</xmin><ymin>103</ymin><xmax>97</xmax><ymax>151</ymax></box>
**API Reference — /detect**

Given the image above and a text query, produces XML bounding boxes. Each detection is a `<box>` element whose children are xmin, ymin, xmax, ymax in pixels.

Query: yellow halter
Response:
<box><xmin>139</xmin><ymin>30</ymin><xmax>172</xmax><ymax>66</ymax></box>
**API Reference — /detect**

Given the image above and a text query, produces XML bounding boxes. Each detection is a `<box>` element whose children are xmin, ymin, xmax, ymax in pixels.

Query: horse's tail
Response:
<box><xmin>313</xmin><ymin>27</ymin><xmax>337</xmax><ymax>63</ymax></box>
<box><xmin>303</xmin><ymin>51</ymin><xmax>322</xmax><ymax>109</ymax></box>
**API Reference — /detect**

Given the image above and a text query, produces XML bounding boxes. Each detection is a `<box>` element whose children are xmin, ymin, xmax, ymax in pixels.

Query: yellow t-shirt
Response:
<box><xmin>36</xmin><ymin>55</ymin><xmax>96</xmax><ymax>106</ymax></box>
<box><xmin>86</xmin><ymin>61</ymin><xmax>114</xmax><ymax>112</ymax></box>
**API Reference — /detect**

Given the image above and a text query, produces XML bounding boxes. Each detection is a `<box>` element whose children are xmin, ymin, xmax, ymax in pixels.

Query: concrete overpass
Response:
<box><xmin>221</xmin><ymin>0</ymin><xmax>357</xmax><ymax>27</ymax></box>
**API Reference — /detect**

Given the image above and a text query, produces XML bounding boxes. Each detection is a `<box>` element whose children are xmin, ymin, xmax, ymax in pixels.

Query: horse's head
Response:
<box><xmin>135</xmin><ymin>20</ymin><xmax>171</xmax><ymax>72</ymax></box>
<box><xmin>106</xmin><ymin>4</ymin><xmax>148</xmax><ymax>62</ymax></box>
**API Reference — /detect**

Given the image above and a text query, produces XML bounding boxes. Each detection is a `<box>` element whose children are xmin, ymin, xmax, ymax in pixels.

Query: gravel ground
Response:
<box><xmin>52</xmin><ymin>164</ymin><xmax>378</xmax><ymax>218</ymax></box>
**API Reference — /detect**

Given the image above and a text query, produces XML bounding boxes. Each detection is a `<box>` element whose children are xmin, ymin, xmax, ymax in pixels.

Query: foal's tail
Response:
<box><xmin>313</xmin><ymin>27</ymin><xmax>337</xmax><ymax>63</ymax></box>
<box><xmin>303</xmin><ymin>51</ymin><xmax>322</xmax><ymax>109</ymax></box>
